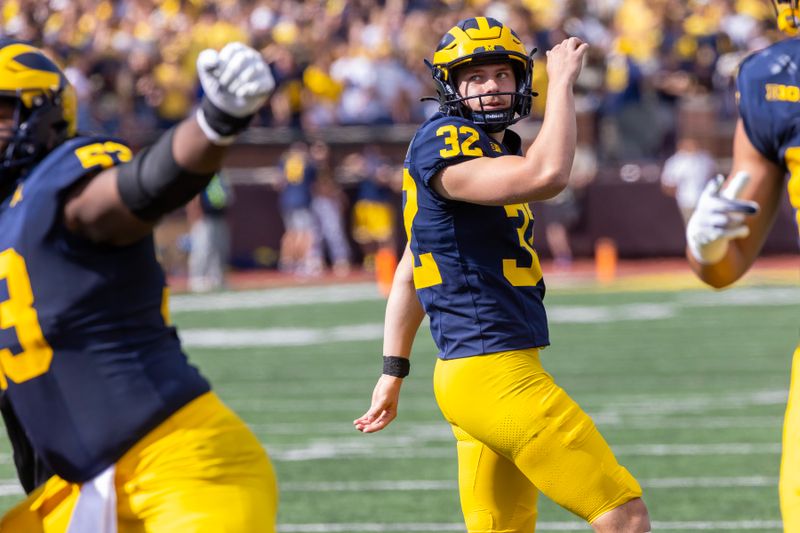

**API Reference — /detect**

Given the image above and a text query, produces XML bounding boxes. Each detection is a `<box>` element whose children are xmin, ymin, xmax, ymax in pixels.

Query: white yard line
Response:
<box><xmin>0</xmin><ymin>475</ymin><xmax>777</xmax><ymax>499</ymax></box>
<box><xmin>169</xmin><ymin>283</ymin><xmax>800</xmax><ymax>315</ymax></box>
<box><xmin>226</xmin><ymin>388</ymin><xmax>787</xmax><ymax>416</ymax></box>
<box><xmin>179</xmin><ymin>324</ymin><xmax>384</xmax><ymax>348</ymax></box>
<box><xmin>170</xmin><ymin>283</ymin><xmax>382</xmax><ymax>312</ymax></box>
<box><xmin>266</xmin><ymin>440</ymin><xmax>781</xmax><ymax>462</ymax></box>
<box><xmin>248</xmin><ymin>415</ymin><xmax>783</xmax><ymax>436</ymax></box>
<box><xmin>280</xmin><ymin>476</ymin><xmax>778</xmax><ymax>493</ymax></box>
<box><xmin>277</xmin><ymin>520</ymin><xmax>783</xmax><ymax>532</ymax></box>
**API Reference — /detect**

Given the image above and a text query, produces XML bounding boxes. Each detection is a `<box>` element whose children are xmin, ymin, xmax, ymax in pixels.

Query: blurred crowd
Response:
<box><xmin>0</xmin><ymin>0</ymin><xmax>784</xmax><ymax>157</ymax></box>
<box><xmin>1</xmin><ymin>0</ymin><xmax>786</xmax><ymax>283</ymax></box>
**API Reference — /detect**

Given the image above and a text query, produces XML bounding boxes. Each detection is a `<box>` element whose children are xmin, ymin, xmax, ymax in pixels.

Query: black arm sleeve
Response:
<box><xmin>116</xmin><ymin>127</ymin><xmax>216</xmax><ymax>221</ymax></box>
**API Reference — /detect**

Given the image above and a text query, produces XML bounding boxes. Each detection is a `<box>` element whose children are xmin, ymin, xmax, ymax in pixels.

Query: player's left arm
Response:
<box><xmin>354</xmin><ymin>244</ymin><xmax>425</xmax><ymax>433</ymax></box>
<box><xmin>687</xmin><ymin>119</ymin><xmax>785</xmax><ymax>287</ymax></box>
<box><xmin>62</xmin><ymin>43</ymin><xmax>274</xmax><ymax>246</ymax></box>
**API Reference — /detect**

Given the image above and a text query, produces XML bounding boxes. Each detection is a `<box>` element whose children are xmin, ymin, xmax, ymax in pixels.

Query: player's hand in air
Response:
<box><xmin>686</xmin><ymin>171</ymin><xmax>760</xmax><ymax>265</ymax></box>
<box><xmin>196</xmin><ymin>42</ymin><xmax>275</xmax><ymax>144</ymax></box>
<box><xmin>354</xmin><ymin>375</ymin><xmax>404</xmax><ymax>433</ymax></box>
<box><xmin>545</xmin><ymin>36</ymin><xmax>589</xmax><ymax>87</ymax></box>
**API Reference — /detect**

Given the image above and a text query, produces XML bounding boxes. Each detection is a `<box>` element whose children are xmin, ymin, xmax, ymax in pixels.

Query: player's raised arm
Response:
<box><xmin>354</xmin><ymin>244</ymin><xmax>425</xmax><ymax>433</ymax></box>
<box><xmin>433</xmin><ymin>37</ymin><xmax>588</xmax><ymax>205</ymax></box>
<box><xmin>63</xmin><ymin>42</ymin><xmax>274</xmax><ymax>245</ymax></box>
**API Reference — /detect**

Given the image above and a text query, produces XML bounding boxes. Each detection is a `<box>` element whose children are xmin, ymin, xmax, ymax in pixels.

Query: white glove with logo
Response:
<box><xmin>686</xmin><ymin>171</ymin><xmax>760</xmax><ymax>265</ymax></box>
<box><xmin>196</xmin><ymin>42</ymin><xmax>275</xmax><ymax>145</ymax></box>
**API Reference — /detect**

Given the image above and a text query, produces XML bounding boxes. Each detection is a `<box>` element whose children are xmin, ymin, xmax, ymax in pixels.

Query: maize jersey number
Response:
<box><xmin>402</xmin><ymin>170</ymin><xmax>543</xmax><ymax>288</ymax></box>
<box><xmin>0</xmin><ymin>249</ymin><xmax>52</xmax><ymax>388</ymax></box>
<box><xmin>784</xmin><ymin>147</ymin><xmax>800</xmax><ymax>232</ymax></box>
<box><xmin>75</xmin><ymin>142</ymin><xmax>132</xmax><ymax>169</ymax></box>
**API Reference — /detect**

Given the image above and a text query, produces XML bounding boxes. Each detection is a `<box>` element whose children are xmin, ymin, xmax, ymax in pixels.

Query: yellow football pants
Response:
<box><xmin>781</xmin><ymin>345</ymin><xmax>800</xmax><ymax>531</ymax></box>
<box><xmin>434</xmin><ymin>348</ymin><xmax>642</xmax><ymax>532</ymax></box>
<box><xmin>1</xmin><ymin>392</ymin><xmax>277</xmax><ymax>532</ymax></box>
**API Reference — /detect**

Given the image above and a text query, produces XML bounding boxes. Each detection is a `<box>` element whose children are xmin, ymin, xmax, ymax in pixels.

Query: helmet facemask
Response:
<box><xmin>0</xmin><ymin>90</ymin><xmax>67</xmax><ymax>174</ymax></box>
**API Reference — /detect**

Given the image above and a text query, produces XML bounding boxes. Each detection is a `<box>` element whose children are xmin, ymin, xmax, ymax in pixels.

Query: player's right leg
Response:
<box><xmin>434</xmin><ymin>348</ymin><xmax>648</xmax><ymax>532</ymax></box>
<box><xmin>780</xmin><ymin>345</ymin><xmax>800</xmax><ymax>531</ymax></box>
<box><xmin>449</xmin><ymin>424</ymin><xmax>538</xmax><ymax>532</ymax></box>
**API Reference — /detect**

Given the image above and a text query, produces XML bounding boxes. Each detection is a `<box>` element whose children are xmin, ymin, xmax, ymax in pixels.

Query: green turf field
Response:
<box><xmin>0</xmin><ymin>280</ymin><xmax>795</xmax><ymax>531</ymax></box>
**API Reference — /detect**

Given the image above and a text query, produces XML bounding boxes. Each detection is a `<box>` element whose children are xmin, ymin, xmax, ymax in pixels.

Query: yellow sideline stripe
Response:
<box><xmin>547</xmin><ymin>268</ymin><xmax>798</xmax><ymax>294</ymax></box>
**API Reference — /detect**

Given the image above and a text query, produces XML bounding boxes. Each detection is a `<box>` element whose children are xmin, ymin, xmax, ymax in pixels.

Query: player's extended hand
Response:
<box><xmin>353</xmin><ymin>375</ymin><xmax>403</xmax><ymax>433</ymax></box>
<box><xmin>686</xmin><ymin>171</ymin><xmax>760</xmax><ymax>265</ymax></box>
<box><xmin>196</xmin><ymin>42</ymin><xmax>275</xmax><ymax>143</ymax></box>
<box><xmin>198</xmin><ymin>42</ymin><xmax>274</xmax><ymax>117</ymax></box>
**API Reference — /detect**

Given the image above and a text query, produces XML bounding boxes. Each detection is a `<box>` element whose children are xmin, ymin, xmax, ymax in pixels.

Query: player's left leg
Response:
<box><xmin>780</xmin><ymin>345</ymin><xmax>800</xmax><ymax>531</ymax></box>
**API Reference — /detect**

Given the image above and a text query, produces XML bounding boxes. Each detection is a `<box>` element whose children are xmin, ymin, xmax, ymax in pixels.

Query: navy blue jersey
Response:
<box><xmin>403</xmin><ymin>113</ymin><xmax>549</xmax><ymax>360</ymax></box>
<box><xmin>0</xmin><ymin>136</ymin><xmax>210</xmax><ymax>482</ymax></box>
<box><xmin>737</xmin><ymin>38</ymin><xmax>800</xmax><ymax>232</ymax></box>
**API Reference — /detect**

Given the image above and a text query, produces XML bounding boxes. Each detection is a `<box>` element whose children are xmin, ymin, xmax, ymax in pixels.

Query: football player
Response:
<box><xmin>0</xmin><ymin>39</ymin><xmax>277</xmax><ymax>531</ymax></box>
<box><xmin>354</xmin><ymin>17</ymin><xmax>650</xmax><ymax>532</ymax></box>
<box><xmin>685</xmin><ymin>0</ymin><xmax>800</xmax><ymax>528</ymax></box>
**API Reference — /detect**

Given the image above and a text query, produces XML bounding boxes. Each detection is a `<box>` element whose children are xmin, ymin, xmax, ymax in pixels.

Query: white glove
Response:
<box><xmin>196</xmin><ymin>42</ymin><xmax>275</xmax><ymax>144</ymax></box>
<box><xmin>686</xmin><ymin>171</ymin><xmax>760</xmax><ymax>265</ymax></box>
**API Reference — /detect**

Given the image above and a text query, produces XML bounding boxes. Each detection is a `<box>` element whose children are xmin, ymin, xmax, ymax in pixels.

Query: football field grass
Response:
<box><xmin>0</xmin><ymin>276</ymin><xmax>796</xmax><ymax>531</ymax></box>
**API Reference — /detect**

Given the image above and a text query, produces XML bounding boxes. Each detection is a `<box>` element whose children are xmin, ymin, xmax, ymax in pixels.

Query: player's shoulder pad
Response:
<box><xmin>411</xmin><ymin>114</ymin><xmax>493</xmax><ymax>160</ymax></box>
<box><xmin>737</xmin><ymin>39</ymin><xmax>800</xmax><ymax>83</ymax></box>
<box><xmin>409</xmin><ymin>114</ymin><xmax>493</xmax><ymax>187</ymax></box>
<box><xmin>413</xmin><ymin>114</ymin><xmax>488</xmax><ymax>146</ymax></box>
<box><xmin>29</xmin><ymin>135</ymin><xmax>133</xmax><ymax>192</ymax></box>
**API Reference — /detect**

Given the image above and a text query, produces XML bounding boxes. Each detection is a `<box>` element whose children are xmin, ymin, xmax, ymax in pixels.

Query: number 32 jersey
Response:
<box><xmin>737</xmin><ymin>38</ymin><xmax>800</xmax><ymax>232</ymax></box>
<box><xmin>403</xmin><ymin>113</ymin><xmax>549</xmax><ymax>360</ymax></box>
<box><xmin>0</xmin><ymin>136</ymin><xmax>210</xmax><ymax>483</ymax></box>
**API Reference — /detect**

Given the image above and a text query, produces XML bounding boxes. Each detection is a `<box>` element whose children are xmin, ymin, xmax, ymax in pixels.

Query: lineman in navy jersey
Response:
<box><xmin>0</xmin><ymin>40</ymin><xmax>277</xmax><ymax>530</ymax></box>
<box><xmin>685</xmin><ymin>1</ymin><xmax>800</xmax><ymax>528</ymax></box>
<box><xmin>355</xmin><ymin>17</ymin><xmax>650</xmax><ymax>532</ymax></box>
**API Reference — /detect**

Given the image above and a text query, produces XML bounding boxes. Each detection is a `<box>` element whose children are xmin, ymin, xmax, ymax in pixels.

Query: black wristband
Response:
<box><xmin>200</xmin><ymin>97</ymin><xmax>255</xmax><ymax>138</ymax></box>
<box><xmin>382</xmin><ymin>356</ymin><xmax>410</xmax><ymax>378</ymax></box>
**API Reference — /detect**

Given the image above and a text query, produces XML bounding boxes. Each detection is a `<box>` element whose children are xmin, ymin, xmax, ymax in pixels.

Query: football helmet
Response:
<box><xmin>0</xmin><ymin>39</ymin><xmax>76</xmax><ymax>192</ymax></box>
<box><xmin>773</xmin><ymin>0</ymin><xmax>800</xmax><ymax>35</ymax></box>
<box><xmin>427</xmin><ymin>17</ymin><xmax>535</xmax><ymax>133</ymax></box>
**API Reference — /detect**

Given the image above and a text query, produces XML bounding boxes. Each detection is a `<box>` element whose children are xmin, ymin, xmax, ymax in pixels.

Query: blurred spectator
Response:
<box><xmin>344</xmin><ymin>148</ymin><xmax>398</xmax><ymax>273</ymax></box>
<box><xmin>539</xmin><ymin>144</ymin><xmax>598</xmax><ymax>269</ymax></box>
<box><xmin>0</xmin><ymin>0</ymin><xmax>783</xmax><ymax>150</ymax></box>
<box><xmin>660</xmin><ymin>136</ymin><xmax>718</xmax><ymax>225</ymax></box>
<box><xmin>309</xmin><ymin>141</ymin><xmax>352</xmax><ymax>276</ymax></box>
<box><xmin>187</xmin><ymin>174</ymin><xmax>232</xmax><ymax>293</ymax></box>
<box><xmin>277</xmin><ymin>141</ymin><xmax>320</xmax><ymax>276</ymax></box>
